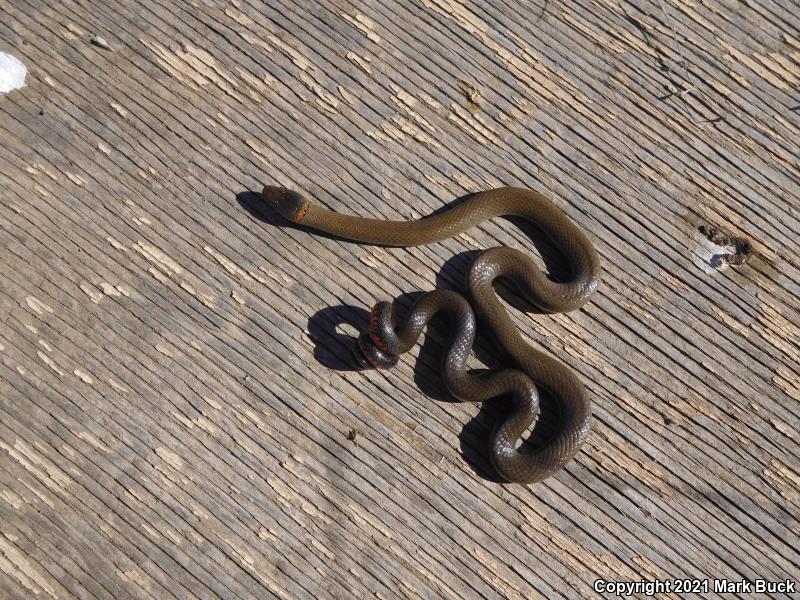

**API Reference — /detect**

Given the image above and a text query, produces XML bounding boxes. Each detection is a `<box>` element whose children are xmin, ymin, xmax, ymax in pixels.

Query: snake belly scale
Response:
<box><xmin>263</xmin><ymin>186</ymin><xmax>601</xmax><ymax>483</ymax></box>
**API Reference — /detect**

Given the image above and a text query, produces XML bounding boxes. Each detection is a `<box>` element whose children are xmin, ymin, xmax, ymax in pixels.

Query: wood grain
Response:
<box><xmin>0</xmin><ymin>0</ymin><xmax>798</xmax><ymax>597</ymax></box>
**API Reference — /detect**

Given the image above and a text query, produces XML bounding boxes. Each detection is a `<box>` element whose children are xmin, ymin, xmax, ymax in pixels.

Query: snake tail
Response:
<box><xmin>356</xmin><ymin>291</ymin><xmax>545</xmax><ymax>483</ymax></box>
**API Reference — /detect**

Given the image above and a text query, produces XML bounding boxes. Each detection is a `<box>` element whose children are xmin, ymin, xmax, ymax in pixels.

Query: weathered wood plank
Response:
<box><xmin>1</xmin><ymin>0</ymin><xmax>798</xmax><ymax>597</ymax></box>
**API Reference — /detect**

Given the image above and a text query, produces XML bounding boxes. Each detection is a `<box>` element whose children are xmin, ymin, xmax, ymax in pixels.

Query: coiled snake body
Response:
<box><xmin>263</xmin><ymin>186</ymin><xmax>600</xmax><ymax>483</ymax></box>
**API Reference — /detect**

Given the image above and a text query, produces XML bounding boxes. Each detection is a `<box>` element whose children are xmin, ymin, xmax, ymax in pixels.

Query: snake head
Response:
<box><xmin>262</xmin><ymin>186</ymin><xmax>309</xmax><ymax>223</ymax></box>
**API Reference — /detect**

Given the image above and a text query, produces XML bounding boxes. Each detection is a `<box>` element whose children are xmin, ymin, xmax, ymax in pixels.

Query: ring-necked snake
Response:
<box><xmin>263</xmin><ymin>186</ymin><xmax>600</xmax><ymax>483</ymax></box>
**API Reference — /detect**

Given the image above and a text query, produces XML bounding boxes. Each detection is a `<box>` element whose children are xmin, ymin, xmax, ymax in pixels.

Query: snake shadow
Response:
<box><xmin>245</xmin><ymin>187</ymin><xmax>577</xmax><ymax>483</ymax></box>
<box><xmin>237</xmin><ymin>190</ymin><xmax>278</xmax><ymax>224</ymax></box>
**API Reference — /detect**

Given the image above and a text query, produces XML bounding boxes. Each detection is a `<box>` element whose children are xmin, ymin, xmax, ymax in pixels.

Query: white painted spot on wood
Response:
<box><xmin>204</xmin><ymin>246</ymin><xmax>253</xmax><ymax>281</ymax></box>
<box><xmin>134</xmin><ymin>241</ymin><xmax>183</xmax><ymax>274</ymax></box>
<box><xmin>110</xmin><ymin>102</ymin><xmax>128</xmax><ymax>117</ymax></box>
<box><xmin>258</xmin><ymin>266</ymin><xmax>294</xmax><ymax>286</ymax></box>
<box><xmin>65</xmin><ymin>172</ymin><xmax>86</xmax><ymax>186</ymax></box>
<box><xmin>107</xmin><ymin>378</ymin><xmax>128</xmax><ymax>394</ymax></box>
<box><xmin>203</xmin><ymin>396</ymin><xmax>222</xmax><ymax>411</ymax></box>
<box><xmin>155</xmin><ymin>343</ymin><xmax>174</xmax><ymax>357</ymax></box>
<box><xmin>76</xmin><ymin>431</ymin><xmax>109</xmax><ymax>452</ymax></box>
<box><xmin>346</xmin><ymin>51</ymin><xmax>372</xmax><ymax>74</ymax></box>
<box><xmin>64</xmin><ymin>22</ymin><xmax>86</xmax><ymax>38</ymax></box>
<box><xmin>194</xmin><ymin>416</ymin><xmax>218</xmax><ymax>434</ymax></box>
<box><xmin>105</xmin><ymin>236</ymin><xmax>127</xmax><ymax>251</ymax></box>
<box><xmin>2</xmin><ymin>439</ymin><xmax>72</xmax><ymax>491</ymax></box>
<box><xmin>337</xmin><ymin>85</ymin><xmax>356</xmax><ymax>104</ymax></box>
<box><xmin>179</xmin><ymin>281</ymin><xmax>214</xmax><ymax>307</ymax></box>
<box><xmin>74</xmin><ymin>369</ymin><xmax>94</xmax><ymax>384</ymax></box>
<box><xmin>89</xmin><ymin>35</ymin><xmax>111</xmax><ymax>50</ymax></box>
<box><xmin>224</xmin><ymin>8</ymin><xmax>255</xmax><ymax>27</ymax></box>
<box><xmin>0</xmin><ymin>489</ymin><xmax>23</xmax><ymax>509</ymax></box>
<box><xmin>0</xmin><ymin>533</ymin><xmax>56</xmax><ymax>596</ymax></box>
<box><xmin>80</xmin><ymin>282</ymin><xmax>104</xmax><ymax>303</ymax></box>
<box><xmin>342</xmin><ymin>13</ymin><xmax>382</xmax><ymax>43</ymax></box>
<box><xmin>141</xmin><ymin>40</ymin><xmax>242</xmax><ymax>100</ymax></box>
<box><xmin>99</xmin><ymin>282</ymin><xmax>121</xmax><ymax>297</ymax></box>
<box><xmin>25</xmin><ymin>296</ymin><xmax>54</xmax><ymax>315</ymax></box>
<box><xmin>770</xmin><ymin>418</ymin><xmax>795</xmax><ymax>441</ymax></box>
<box><xmin>148</xmin><ymin>266</ymin><xmax>169</xmax><ymax>284</ymax></box>
<box><xmin>37</xmin><ymin>351</ymin><xmax>64</xmax><ymax>376</ymax></box>
<box><xmin>0</xmin><ymin>52</ymin><xmax>27</xmax><ymax>94</ymax></box>
<box><xmin>772</xmin><ymin>366</ymin><xmax>800</xmax><ymax>401</ymax></box>
<box><xmin>155</xmin><ymin>446</ymin><xmax>183</xmax><ymax>469</ymax></box>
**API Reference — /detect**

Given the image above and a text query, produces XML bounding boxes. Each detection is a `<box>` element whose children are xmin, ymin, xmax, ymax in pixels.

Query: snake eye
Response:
<box><xmin>353</xmin><ymin>332</ymin><xmax>398</xmax><ymax>370</ymax></box>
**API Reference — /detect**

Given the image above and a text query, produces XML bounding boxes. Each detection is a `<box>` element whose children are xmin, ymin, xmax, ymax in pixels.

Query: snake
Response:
<box><xmin>262</xmin><ymin>185</ymin><xmax>600</xmax><ymax>483</ymax></box>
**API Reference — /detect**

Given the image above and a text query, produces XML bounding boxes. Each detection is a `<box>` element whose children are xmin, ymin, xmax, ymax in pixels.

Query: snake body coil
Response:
<box><xmin>263</xmin><ymin>186</ymin><xmax>600</xmax><ymax>483</ymax></box>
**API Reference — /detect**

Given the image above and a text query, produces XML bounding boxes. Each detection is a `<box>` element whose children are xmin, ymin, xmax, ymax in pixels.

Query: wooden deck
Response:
<box><xmin>1</xmin><ymin>1</ymin><xmax>798</xmax><ymax>598</ymax></box>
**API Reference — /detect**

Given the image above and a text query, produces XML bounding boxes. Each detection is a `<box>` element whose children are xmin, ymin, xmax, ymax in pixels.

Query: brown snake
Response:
<box><xmin>263</xmin><ymin>186</ymin><xmax>600</xmax><ymax>483</ymax></box>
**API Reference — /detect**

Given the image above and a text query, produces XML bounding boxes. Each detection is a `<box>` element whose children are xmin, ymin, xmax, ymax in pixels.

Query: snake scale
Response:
<box><xmin>263</xmin><ymin>185</ymin><xmax>600</xmax><ymax>483</ymax></box>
